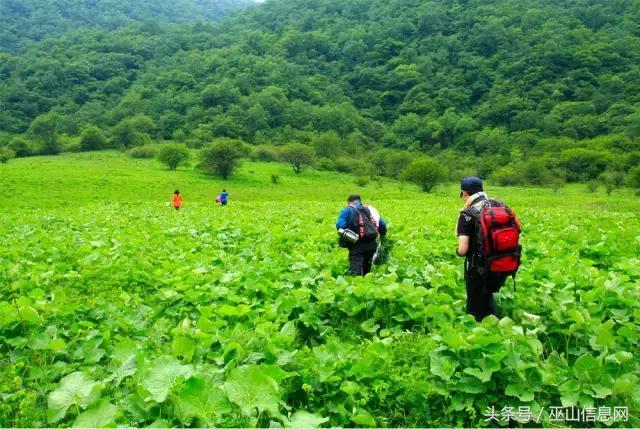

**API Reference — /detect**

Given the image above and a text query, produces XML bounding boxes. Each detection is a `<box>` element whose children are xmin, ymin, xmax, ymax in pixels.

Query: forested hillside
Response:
<box><xmin>0</xmin><ymin>0</ymin><xmax>255</xmax><ymax>52</ymax></box>
<box><xmin>2</xmin><ymin>0</ymin><xmax>640</xmax><ymax>186</ymax></box>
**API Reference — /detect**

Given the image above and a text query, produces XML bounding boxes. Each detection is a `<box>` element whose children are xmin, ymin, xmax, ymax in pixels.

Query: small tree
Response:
<box><xmin>111</xmin><ymin>115</ymin><xmax>155</xmax><ymax>149</ymax></box>
<box><xmin>0</xmin><ymin>147</ymin><xmax>16</xmax><ymax>163</ymax></box>
<box><xmin>8</xmin><ymin>136</ymin><xmax>31</xmax><ymax>157</ymax></box>
<box><xmin>311</xmin><ymin>131</ymin><xmax>343</xmax><ymax>159</ymax></box>
<box><xmin>279</xmin><ymin>143</ymin><xmax>315</xmax><ymax>173</ymax></box>
<box><xmin>627</xmin><ymin>165</ymin><xmax>640</xmax><ymax>195</ymax></box>
<box><xmin>599</xmin><ymin>171</ymin><xmax>625</xmax><ymax>196</ymax></box>
<box><xmin>550</xmin><ymin>177</ymin><xmax>566</xmax><ymax>193</ymax></box>
<box><xmin>522</xmin><ymin>158</ymin><xmax>551</xmax><ymax>185</ymax></box>
<box><xmin>29</xmin><ymin>112</ymin><xmax>62</xmax><ymax>155</ymax></box>
<box><xmin>200</xmin><ymin>138</ymin><xmax>248</xmax><ymax>179</ymax></box>
<box><xmin>80</xmin><ymin>126</ymin><xmax>108</xmax><ymax>151</ymax></box>
<box><xmin>128</xmin><ymin>145</ymin><xmax>156</xmax><ymax>159</ymax></box>
<box><xmin>157</xmin><ymin>144</ymin><xmax>190</xmax><ymax>171</ymax></box>
<box><xmin>491</xmin><ymin>166</ymin><xmax>521</xmax><ymax>187</ymax></box>
<box><xmin>354</xmin><ymin>176</ymin><xmax>370</xmax><ymax>187</ymax></box>
<box><xmin>401</xmin><ymin>157</ymin><xmax>447</xmax><ymax>192</ymax></box>
<box><xmin>385</xmin><ymin>151</ymin><xmax>414</xmax><ymax>179</ymax></box>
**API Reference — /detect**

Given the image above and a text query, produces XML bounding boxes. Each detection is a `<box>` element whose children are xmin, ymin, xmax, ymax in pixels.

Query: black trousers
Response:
<box><xmin>465</xmin><ymin>269</ymin><xmax>502</xmax><ymax>321</ymax></box>
<box><xmin>348</xmin><ymin>240</ymin><xmax>378</xmax><ymax>276</ymax></box>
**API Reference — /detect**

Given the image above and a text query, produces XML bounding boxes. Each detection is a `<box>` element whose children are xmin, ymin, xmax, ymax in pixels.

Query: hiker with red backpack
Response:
<box><xmin>456</xmin><ymin>177</ymin><xmax>521</xmax><ymax>321</ymax></box>
<box><xmin>336</xmin><ymin>194</ymin><xmax>387</xmax><ymax>276</ymax></box>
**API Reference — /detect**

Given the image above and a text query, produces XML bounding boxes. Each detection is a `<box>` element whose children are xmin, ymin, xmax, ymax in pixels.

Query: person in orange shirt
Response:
<box><xmin>171</xmin><ymin>190</ymin><xmax>183</xmax><ymax>210</ymax></box>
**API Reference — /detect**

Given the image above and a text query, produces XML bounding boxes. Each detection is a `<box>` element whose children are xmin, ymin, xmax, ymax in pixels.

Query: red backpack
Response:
<box><xmin>464</xmin><ymin>199</ymin><xmax>522</xmax><ymax>283</ymax></box>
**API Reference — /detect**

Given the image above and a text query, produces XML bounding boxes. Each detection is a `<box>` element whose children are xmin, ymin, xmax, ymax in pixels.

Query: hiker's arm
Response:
<box><xmin>378</xmin><ymin>218</ymin><xmax>387</xmax><ymax>237</ymax></box>
<box><xmin>456</xmin><ymin>212</ymin><xmax>472</xmax><ymax>256</ymax></box>
<box><xmin>457</xmin><ymin>235</ymin><xmax>469</xmax><ymax>256</ymax></box>
<box><xmin>336</xmin><ymin>208</ymin><xmax>349</xmax><ymax>230</ymax></box>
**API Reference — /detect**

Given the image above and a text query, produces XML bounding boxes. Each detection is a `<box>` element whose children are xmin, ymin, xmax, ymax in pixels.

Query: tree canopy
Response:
<box><xmin>1</xmin><ymin>0</ymin><xmax>640</xmax><ymax>183</ymax></box>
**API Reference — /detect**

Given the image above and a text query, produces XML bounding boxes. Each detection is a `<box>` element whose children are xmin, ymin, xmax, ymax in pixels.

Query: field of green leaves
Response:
<box><xmin>0</xmin><ymin>152</ymin><xmax>639</xmax><ymax>427</ymax></box>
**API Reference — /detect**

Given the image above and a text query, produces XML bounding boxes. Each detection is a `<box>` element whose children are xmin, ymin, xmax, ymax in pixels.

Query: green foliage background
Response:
<box><xmin>1</xmin><ymin>0</ymin><xmax>640</xmax><ymax>183</ymax></box>
<box><xmin>1</xmin><ymin>1</ymin><xmax>640</xmax><ymax>423</ymax></box>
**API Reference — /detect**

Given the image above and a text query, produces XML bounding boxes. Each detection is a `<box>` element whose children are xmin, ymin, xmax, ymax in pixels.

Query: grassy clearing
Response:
<box><xmin>0</xmin><ymin>152</ymin><xmax>638</xmax><ymax>427</ymax></box>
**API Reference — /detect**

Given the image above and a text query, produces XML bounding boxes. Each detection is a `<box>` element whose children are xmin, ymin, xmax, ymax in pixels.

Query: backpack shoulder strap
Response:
<box><xmin>358</xmin><ymin>205</ymin><xmax>373</xmax><ymax>217</ymax></box>
<box><xmin>347</xmin><ymin>204</ymin><xmax>362</xmax><ymax>229</ymax></box>
<box><xmin>463</xmin><ymin>198</ymin><xmax>489</xmax><ymax>218</ymax></box>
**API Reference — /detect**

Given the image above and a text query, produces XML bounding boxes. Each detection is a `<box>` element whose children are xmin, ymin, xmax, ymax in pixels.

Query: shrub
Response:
<box><xmin>354</xmin><ymin>176</ymin><xmax>370</xmax><ymax>187</ymax></box>
<box><xmin>626</xmin><ymin>165</ymin><xmax>640</xmax><ymax>194</ymax></box>
<box><xmin>128</xmin><ymin>145</ymin><xmax>157</xmax><ymax>159</ymax></box>
<box><xmin>279</xmin><ymin>143</ymin><xmax>315</xmax><ymax>174</ymax></box>
<box><xmin>521</xmin><ymin>158</ymin><xmax>551</xmax><ymax>185</ymax></box>
<box><xmin>200</xmin><ymin>138</ymin><xmax>249</xmax><ymax>179</ymax></box>
<box><xmin>271</xmin><ymin>174</ymin><xmax>280</xmax><ymax>184</ymax></box>
<box><xmin>558</xmin><ymin>148</ymin><xmax>609</xmax><ymax>181</ymax></box>
<box><xmin>8</xmin><ymin>136</ymin><xmax>32</xmax><ymax>157</ymax></box>
<box><xmin>401</xmin><ymin>157</ymin><xmax>447</xmax><ymax>192</ymax></box>
<box><xmin>0</xmin><ymin>147</ymin><xmax>16</xmax><ymax>163</ymax></box>
<box><xmin>333</xmin><ymin>157</ymin><xmax>370</xmax><ymax>175</ymax></box>
<box><xmin>80</xmin><ymin>125</ymin><xmax>108</xmax><ymax>151</ymax></box>
<box><xmin>599</xmin><ymin>170</ymin><xmax>626</xmax><ymax>196</ymax></box>
<box><xmin>550</xmin><ymin>177</ymin><xmax>566</xmax><ymax>193</ymax></box>
<box><xmin>251</xmin><ymin>145</ymin><xmax>280</xmax><ymax>162</ymax></box>
<box><xmin>315</xmin><ymin>157</ymin><xmax>335</xmax><ymax>171</ymax></box>
<box><xmin>490</xmin><ymin>166</ymin><xmax>521</xmax><ymax>187</ymax></box>
<box><xmin>157</xmin><ymin>144</ymin><xmax>190</xmax><ymax>171</ymax></box>
<box><xmin>29</xmin><ymin>112</ymin><xmax>62</xmax><ymax>155</ymax></box>
<box><xmin>385</xmin><ymin>151</ymin><xmax>414</xmax><ymax>178</ymax></box>
<box><xmin>65</xmin><ymin>142</ymin><xmax>82</xmax><ymax>153</ymax></box>
<box><xmin>111</xmin><ymin>115</ymin><xmax>155</xmax><ymax>149</ymax></box>
<box><xmin>333</xmin><ymin>157</ymin><xmax>354</xmax><ymax>173</ymax></box>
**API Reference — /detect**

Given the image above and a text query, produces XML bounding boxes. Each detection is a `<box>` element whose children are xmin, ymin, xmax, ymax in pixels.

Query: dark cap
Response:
<box><xmin>460</xmin><ymin>176</ymin><xmax>483</xmax><ymax>193</ymax></box>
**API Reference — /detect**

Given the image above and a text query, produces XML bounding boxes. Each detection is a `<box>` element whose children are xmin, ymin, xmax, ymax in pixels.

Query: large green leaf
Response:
<box><xmin>573</xmin><ymin>353</ymin><xmax>601</xmax><ymax>383</ymax></box>
<box><xmin>613</xmin><ymin>373</ymin><xmax>638</xmax><ymax>395</ymax></box>
<box><xmin>463</xmin><ymin>367</ymin><xmax>492</xmax><ymax>383</ymax></box>
<box><xmin>429</xmin><ymin>351</ymin><xmax>458</xmax><ymax>381</ymax></box>
<box><xmin>505</xmin><ymin>383</ymin><xmax>534</xmax><ymax>402</ymax></box>
<box><xmin>287</xmin><ymin>410</ymin><xmax>329</xmax><ymax>428</ymax></box>
<box><xmin>558</xmin><ymin>379</ymin><xmax>580</xmax><ymax>407</ymax></box>
<box><xmin>19</xmin><ymin>305</ymin><xmax>43</xmax><ymax>324</ymax></box>
<box><xmin>141</xmin><ymin>356</ymin><xmax>194</xmax><ymax>403</ymax></box>
<box><xmin>175</xmin><ymin>376</ymin><xmax>231</xmax><ymax>426</ymax></box>
<box><xmin>351</xmin><ymin>408</ymin><xmax>376</xmax><ymax>427</ymax></box>
<box><xmin>593</xmin><ymin>319</ymin><xmax>615</xmax><ymax>348</ymax></box>
<box><xmin>47</xmin><ymin>372</ymin><xmax>102</xmax><ymax>423</ymax></box>
<box><xmin>224</xmin><ymin>365</ymin><xmax>281</xmax><ymax>419</ymax></box>
<box><xmin>73</xmin><ymin>400</ymin><xmax>119</xmax><ymax>428</ymax></box>
<box><xmin>105</xmin><ymin>354</ymin><xmax>137</xmax><ymax>385</ymax></box>
<box><xmin>172</xmin><ymin>336</ymin><xmax>196</xmax><ymax>362</ymax></box>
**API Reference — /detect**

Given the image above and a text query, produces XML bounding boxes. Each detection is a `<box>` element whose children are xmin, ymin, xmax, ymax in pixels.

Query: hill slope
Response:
<box><xmin>0</xmin><ymin>0</ymin><xmax>254</xmax><ymax>52</ymax></box>
<box><xmin>1</xmin><ymin>0</ymin><xmax>639</xmax><ymax>183</ymax></box>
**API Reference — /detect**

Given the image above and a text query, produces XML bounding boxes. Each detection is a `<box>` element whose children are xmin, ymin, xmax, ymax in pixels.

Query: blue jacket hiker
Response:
<box><xmin>220</xmin><ymin>189</ymin><xmax>228</xmax><ymax>206</ymax></box>
<box><xmin>336</xmin><ymin>194</ymin><xmax>387</xmax><ymax>276</ymax></box>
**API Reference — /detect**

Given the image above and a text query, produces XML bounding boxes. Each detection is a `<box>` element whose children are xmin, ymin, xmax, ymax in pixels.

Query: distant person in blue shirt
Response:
<box><xmin>336</xmin><ymin>194</ymin><xmax>387</xmax><ymax>276</ymax></box>
<box><xmin>219</xmin><ymin>189</ymin><xmax>228</xmax><ymax>206</ymax></box>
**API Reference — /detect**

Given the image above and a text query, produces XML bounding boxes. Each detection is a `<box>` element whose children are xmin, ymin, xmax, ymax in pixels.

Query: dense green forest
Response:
<box><xmin>0</xmin><ymin>0</ymin><xmax>255</xmax><ymax>52</ymax></box>
<box><xmin>1</xmin><ymin>0</ymin><xmax>640</xmax><ymax>187</ymax></box>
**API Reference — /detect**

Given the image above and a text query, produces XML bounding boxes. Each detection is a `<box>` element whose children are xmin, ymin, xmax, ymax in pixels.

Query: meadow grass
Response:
<box><xmin>0</xmin><ymin>151</ymin><xmax>638</xmax><ymax>427</ymax></box>
<box><xmin>0</xmin><ymin>150</ymin><xmax>634</xmax><ymax>211</ymax></box>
